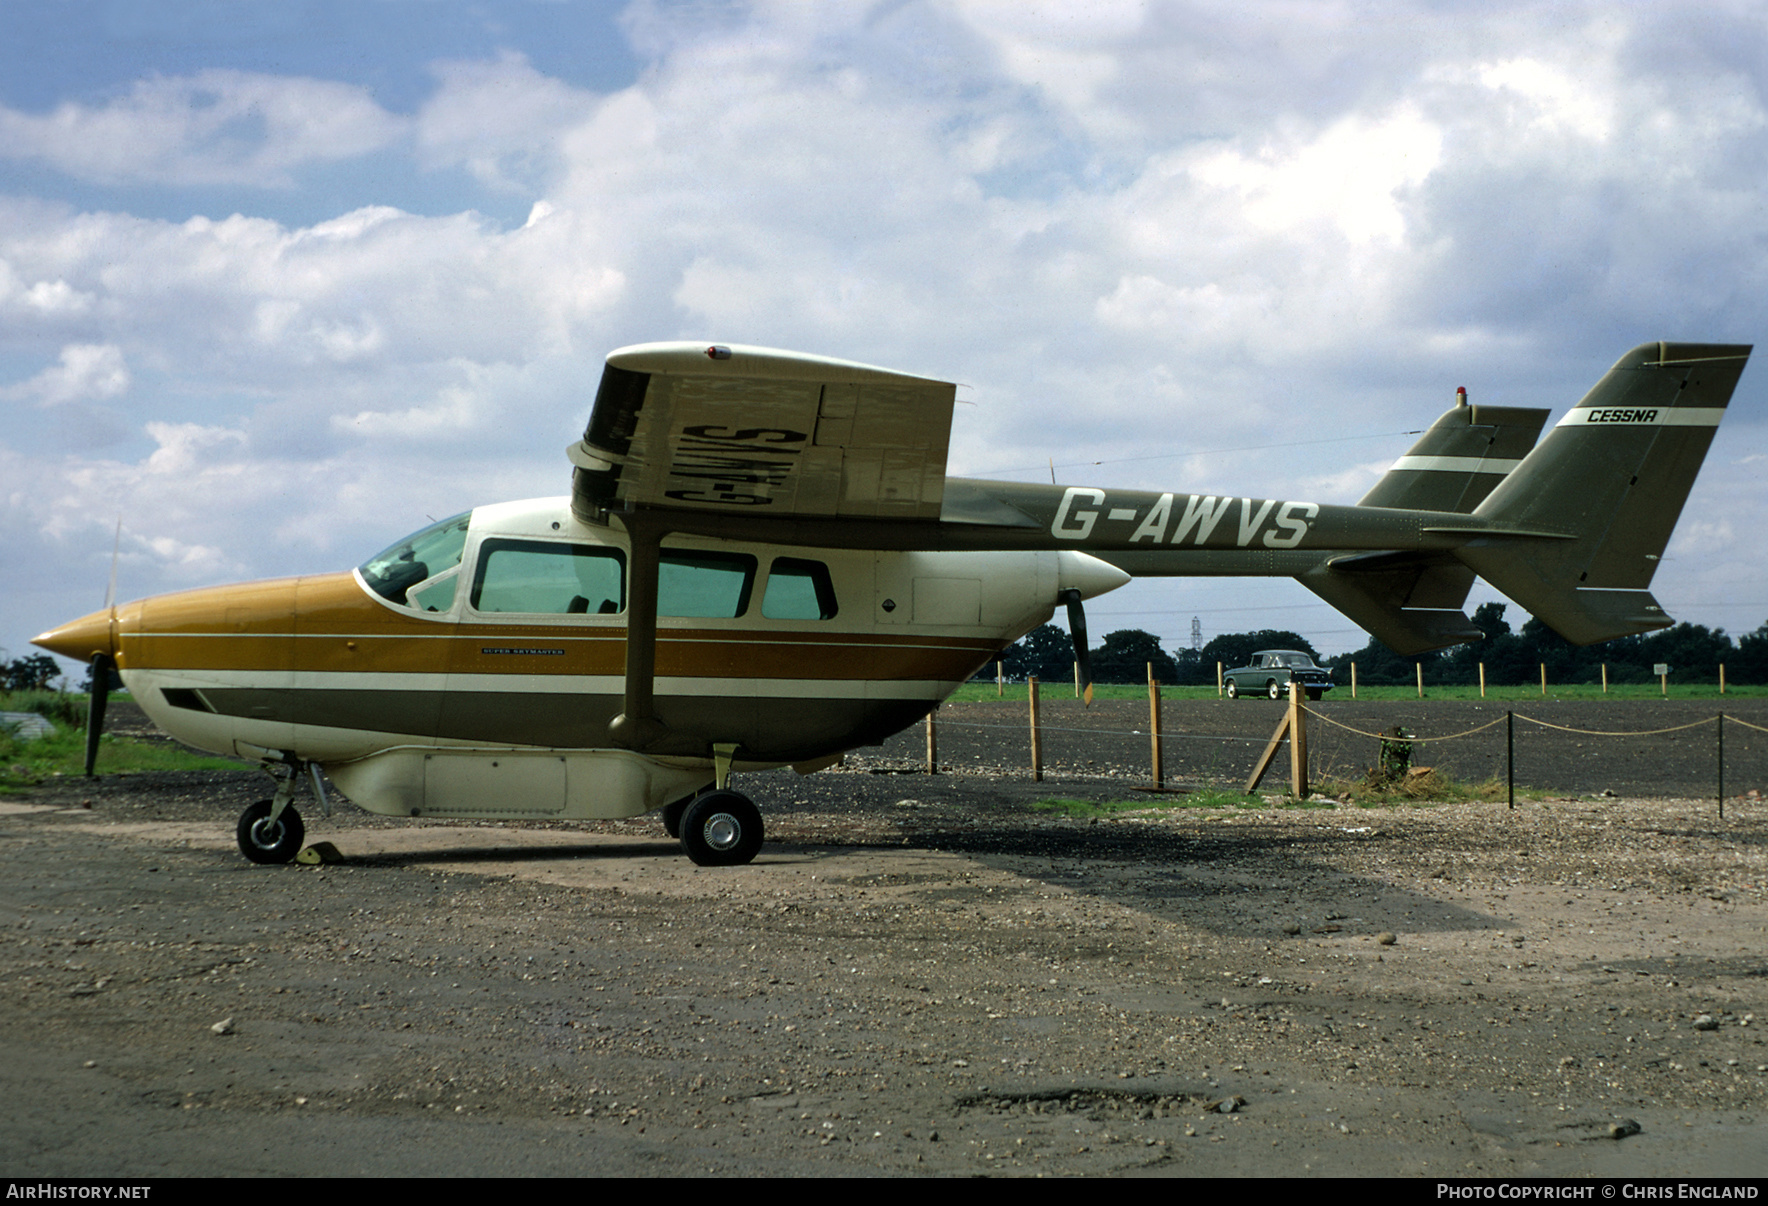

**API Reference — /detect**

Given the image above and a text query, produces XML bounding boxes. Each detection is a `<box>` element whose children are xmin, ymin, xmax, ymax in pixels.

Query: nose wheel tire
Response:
<box><xmin>237</xmin><ymin>799</ymin><xmax>304</xmax><ymax>864</ymax></box>
<box><xmin>679</xmin><ymin>790</ymin><xmax>763</xmax><ymax>867</ymax></box>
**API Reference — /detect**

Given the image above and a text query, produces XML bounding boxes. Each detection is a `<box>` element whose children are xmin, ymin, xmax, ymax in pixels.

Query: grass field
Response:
<box><xmin>947</xmin><ymin>680</ymin><xmax>1768</xmax><ymax>703</ymax></box>
<box><xmin>1</xmin><ymin>691</ymin><xmax>242</xmax><ymax>792</ymax></box>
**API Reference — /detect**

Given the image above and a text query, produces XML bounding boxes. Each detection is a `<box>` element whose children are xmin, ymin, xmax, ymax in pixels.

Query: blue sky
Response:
<box><xmin>6</xmin><ymin>0</ymin><xmax>1768</xmax><ymax>674</ymax></box>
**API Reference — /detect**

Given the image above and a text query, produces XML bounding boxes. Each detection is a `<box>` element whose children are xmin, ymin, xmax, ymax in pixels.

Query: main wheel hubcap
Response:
<box><xmin>704</xmin><ymin>813</ymin><xmax>740</xmax><ymax>851</ymax></box>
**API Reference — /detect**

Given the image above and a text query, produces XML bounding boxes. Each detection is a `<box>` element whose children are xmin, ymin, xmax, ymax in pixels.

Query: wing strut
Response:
<box><xmin>608</xmin><ymin>510</ymin><xmax>671</xmax><ymax>752</ymax></box>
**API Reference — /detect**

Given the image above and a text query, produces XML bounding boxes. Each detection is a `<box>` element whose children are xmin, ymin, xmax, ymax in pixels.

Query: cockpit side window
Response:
<box><xmin>472</xmin><ymin>539</ymin><xmax>626</xmax><ymax>615</ymax></box>
<box><xmin>360</xmin><ymin>513</ymin><xmax>473</xmax><ymax>607</ymax></box>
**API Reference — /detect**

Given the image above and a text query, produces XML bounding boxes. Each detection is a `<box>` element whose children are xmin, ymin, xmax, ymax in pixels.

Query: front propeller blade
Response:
<box><xmin>84</xmin><ymin>653</ymin><xmax>113</xmax><ymax>777</ymax></box>
<box><xmin>1059</xmin><ymin>588</ymin><xmax>1094</xmax><ymax>707</ymax></box>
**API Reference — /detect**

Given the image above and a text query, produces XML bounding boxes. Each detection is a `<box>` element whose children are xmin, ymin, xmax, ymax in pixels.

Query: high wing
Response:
<box><xmin>569</xmin><ymin>342</ymin><xmax>955</xmax><ymax>524</ymax></box>
<box><xmin>568</xmin><ymin>340</ymin><xmax>1750</xmax><ymax>655</ymax></box>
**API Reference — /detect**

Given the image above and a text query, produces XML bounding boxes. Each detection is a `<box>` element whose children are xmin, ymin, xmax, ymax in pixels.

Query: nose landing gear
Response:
<box><xmin>237</xmin><ymin>799</ymin><xmax>305</xmax><ymax>864</ymax></box>
<box><xmin>236</xmin><ymin>757</ymin><xmax>330</xmax><ymax>864</ymax></box>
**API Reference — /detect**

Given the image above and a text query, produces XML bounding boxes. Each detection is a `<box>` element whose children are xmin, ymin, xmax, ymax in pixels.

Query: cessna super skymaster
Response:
<box><xmin>33</xmin><ymin>340</ymin><xmax>1751</xmax><ymax>866</ymax></box>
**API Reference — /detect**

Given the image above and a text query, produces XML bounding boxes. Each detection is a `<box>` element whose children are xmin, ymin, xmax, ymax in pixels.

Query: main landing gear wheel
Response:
<box><xmin>1224</xmin><ymin>680</ymin><xmax>1238</xmax><ymax>699</ymax></box>
<box><xmin>679</xmin><ymin>790</ymin><xmax>763</xmax><ymax>867</ymax></box>
<box><xmin>237</xmin><ymin>799</ymin><xmax>304</xmax><ymax>864</ymax></box>
<box><xmin>661</xmin><ymin>787</ymin><xmax>712</xmax><ymax>840</ymax></box>
<box><xmin>1267</xmin><ymin>680</ymin><xmax>1282</xmax><ymax>700</ymax></box>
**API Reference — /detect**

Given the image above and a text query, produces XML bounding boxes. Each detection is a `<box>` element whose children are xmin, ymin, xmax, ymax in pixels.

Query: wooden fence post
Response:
<box><xmin>1289</xmin><ymin>680</ymin><xmax>1308</xmax><ymax>798</ymax></box>
<box><xmin>996</xmin><ymin>660</ymin><xmax>1003</xmax><ymax>698</ymax></box>
<box><xmin>1415</xmin><ymin>662</ymin><xmax>1423</xmax><ymax>699</ymax></box>
<box><xmin>1506</xmin><ymin>710</ymin><xmax>1514</xmax><ymax>810</ymax></box>
<box><xmin>1479</xmin><ymin>662</ymin><xmax>1486</xmax><ymax>698</ymax></box>
<box><xmin>925</xmin><ymin>707</ymin><xmax>938</xmax><ymax>775</ymax></box>
<box><xmin>1540</xmin><ymin>663</ymin><xmax>1547</xmax><ymax>696</ymax></box>
<box><xmin>1351</xmin><ymin>662</ymin><xmax>1358</xmax><ymax>699</ymax></box>
<box><xmin>1028</xmin><ymin>677</ymin><xmax>1042</xmax><ymax>782</ymax></box>
<box><xmin>1148</xmin><ymin>669</ymin><xmax>1163</xmax><ymax>789</ymax></box>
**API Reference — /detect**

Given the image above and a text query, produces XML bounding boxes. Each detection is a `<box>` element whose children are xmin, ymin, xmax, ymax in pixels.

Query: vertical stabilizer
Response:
<box><xmin>1456</xmin><ymin>341</ymin><xmax>1751</xmax><ymax>645</ymax></box>
<box><xmin>1358</xmin><ymin>402</ymin><xmax>1548</xmax><ymax>513</ymax></box>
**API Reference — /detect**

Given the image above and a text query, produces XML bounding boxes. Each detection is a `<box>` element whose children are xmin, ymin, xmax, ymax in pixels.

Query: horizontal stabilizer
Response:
<box><xmin>1300</xmin><ymin>556</ymin><xmax>1483</xmax><ymax>655</ymax></box>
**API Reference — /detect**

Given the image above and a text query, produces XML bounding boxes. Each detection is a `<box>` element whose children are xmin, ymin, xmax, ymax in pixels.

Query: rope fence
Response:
<box><xmin>893</xmin><ymin>678</ymin><xmax>1768</xmax><ymax>818</ymax></box>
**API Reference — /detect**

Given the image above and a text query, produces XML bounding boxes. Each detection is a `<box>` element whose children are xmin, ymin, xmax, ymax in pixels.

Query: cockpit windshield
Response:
<box><xmin>359</xmin><ymin>512</ymin><xmax>472</xmax><ymax>607</ymax></box>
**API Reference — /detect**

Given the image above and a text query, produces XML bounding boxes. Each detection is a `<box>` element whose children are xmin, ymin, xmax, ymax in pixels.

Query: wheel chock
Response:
<box><xmin>295</xmin><ymin>840</ymin><xmax>343</xmax><ymax>865</ymax></box>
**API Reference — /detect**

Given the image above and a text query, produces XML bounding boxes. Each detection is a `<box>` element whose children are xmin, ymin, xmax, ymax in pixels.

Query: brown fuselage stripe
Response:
<box><xmin>117</xmin><ymin>572</ymin><xmax>1004</xmax><ymax>680</ymax></box>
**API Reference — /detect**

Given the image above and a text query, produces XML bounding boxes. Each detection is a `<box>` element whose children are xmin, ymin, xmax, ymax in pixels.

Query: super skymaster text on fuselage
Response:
<box><xmin>34</xmin><ymin>340</ymin><xmax>1750</xmax><ymax>865</ymax></box>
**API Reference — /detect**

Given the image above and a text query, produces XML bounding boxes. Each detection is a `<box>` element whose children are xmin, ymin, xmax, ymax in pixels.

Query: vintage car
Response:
<box><xmin>1222</xmin><ymin>650</ymin><xmax>1335</xmax><ymax>700</ymax></box>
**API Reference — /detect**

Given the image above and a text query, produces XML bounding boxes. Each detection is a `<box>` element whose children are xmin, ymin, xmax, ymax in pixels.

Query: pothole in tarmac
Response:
<box><xmin>956</xmin><ymin>1088</ymin><xmax>1232</xmax><ymax>1119</ymax></box>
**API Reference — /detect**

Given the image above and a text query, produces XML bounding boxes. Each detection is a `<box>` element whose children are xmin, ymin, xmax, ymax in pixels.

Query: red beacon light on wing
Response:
<box><xmin>705</xmin><ymin>345</ymin><xmax>732</xmax><ymax>360</ymax></box>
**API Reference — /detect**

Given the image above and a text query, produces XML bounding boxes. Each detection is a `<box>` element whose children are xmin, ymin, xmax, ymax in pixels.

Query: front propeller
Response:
<box><xmin>1058</xmin><ymin>588</ymin><xmax>1094</xmax><ymax>707</ymax></box>
<box><xmin>84</xmin><ymin>652</ymin><xmax>116</xmax><ymax>776</ymax></box>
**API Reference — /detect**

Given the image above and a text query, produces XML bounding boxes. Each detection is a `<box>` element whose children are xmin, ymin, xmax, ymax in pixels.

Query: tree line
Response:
<box><xmin>987</xmin><ymin>604</ymin><xmax>1768</xmax><ymax>686</ymax></box>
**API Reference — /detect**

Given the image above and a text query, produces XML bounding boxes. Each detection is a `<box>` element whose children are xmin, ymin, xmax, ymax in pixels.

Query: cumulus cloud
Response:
<box><xmin>0</xmin><ymin>69</ymin><xmax>407</xmax><ymax>186</ymax></box>
<box><xmin>2</xmin><ymin>343</ymin><xmax>130</xmax><ymax>406</ymax></box>
<box><xmin>416</xmin><ymin>51</ymin><xmax>602</xmax><ymax>191</ymax></box>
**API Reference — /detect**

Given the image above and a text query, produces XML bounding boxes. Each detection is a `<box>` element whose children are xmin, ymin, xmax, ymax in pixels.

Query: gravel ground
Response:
<box><xmin>2</xmin><ymin>699</ymin><xmax>1765</xmax><ymax>1177</ymax></box>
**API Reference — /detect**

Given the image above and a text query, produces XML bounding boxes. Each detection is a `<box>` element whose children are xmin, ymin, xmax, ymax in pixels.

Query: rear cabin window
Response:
<box><xmin>658</xmin><ymin>550</ymin><xmax>757</xmax><ymax>618</ymax></box>
<box><xmin>761</xmin><ymin>557</ymin><xmax>838</xmax><ymax>620</ymax></box>
<box><xmin>471</xmin><ymin>540</ymin><xmax>626</xmax><ymax>615</ymax></box>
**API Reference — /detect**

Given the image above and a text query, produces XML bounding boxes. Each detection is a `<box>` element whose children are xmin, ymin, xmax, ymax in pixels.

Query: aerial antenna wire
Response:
<box><xmin>966</xmin><ymin>429</ymin><xmax>1425</xmax><ymax>479</ymax></box>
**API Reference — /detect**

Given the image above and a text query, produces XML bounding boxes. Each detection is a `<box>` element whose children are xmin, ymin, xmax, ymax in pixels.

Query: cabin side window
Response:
<box><xmin>359</xmin><ymin>512</ymin><xmax>473</xmax><ymax>608</ymax></box>
<box><xmin>471</xmin><ymin>539</ymin><xmax>626</xmax><ymax>615</ymax></box>
<box><xmin>658</xmin><ymin>549</ymin><xmax>757</xmax><ymax>618</ymax></box>
<box><xmin>761</xmin><ymin>557</ymin><xmax>839</xmax><ymax>620</ymax></box>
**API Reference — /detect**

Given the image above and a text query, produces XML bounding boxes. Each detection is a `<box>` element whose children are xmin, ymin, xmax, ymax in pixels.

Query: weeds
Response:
<box><xmin>0</xmin><ymin>688</ymin><xmax>89</xmax><ymax>730</ymax></box>
<box><xmin>1310</xmin><ymin>766</ymin><xmax>1515</xmax><ymax>806</ymax></box>
<box><xmin>0</xmin><ymin>712</ymin><xmax>242</xmax><ymax>793</ymax></box>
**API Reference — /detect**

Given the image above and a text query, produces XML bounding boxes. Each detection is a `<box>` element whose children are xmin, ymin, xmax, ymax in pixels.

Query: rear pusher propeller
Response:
<box><xmin>1058</xmin><ymin>587</ymin><xmax>1094</xmax><ymax>707</ymax></box>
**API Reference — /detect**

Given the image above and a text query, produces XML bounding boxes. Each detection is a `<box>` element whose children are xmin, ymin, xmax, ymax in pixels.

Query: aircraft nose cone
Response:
<box><xmin>32</xmin><ymin>607</ymin><xmax>115</xmax><ymax>663</ymax></box>
<box><xmin>1055</xmin><ymin>551</ymin><xmax>1131</xmax><ymax>601</ymax></box>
